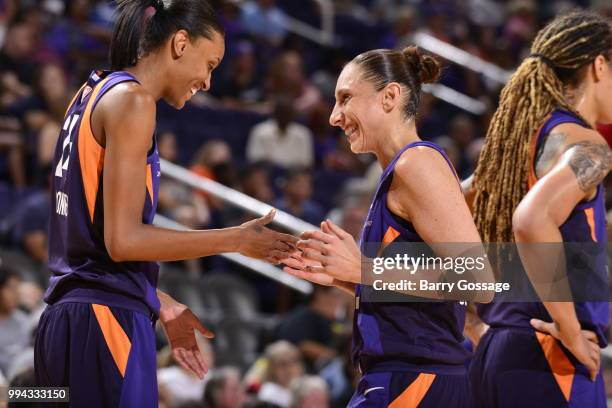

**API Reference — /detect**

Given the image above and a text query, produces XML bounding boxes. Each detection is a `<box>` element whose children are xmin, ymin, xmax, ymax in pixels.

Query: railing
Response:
<box><xmin>413</xmin><ymin>32</ymin><xmax>512</xmax><ymax>85</ymax></box>
<box><xmin>156</xmin><ymin>159</ymin><xmax>316</xmax><ymax>294</ymax></box>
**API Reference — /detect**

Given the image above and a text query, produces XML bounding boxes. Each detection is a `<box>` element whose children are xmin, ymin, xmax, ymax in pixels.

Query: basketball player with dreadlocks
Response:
<box><xmin>465</xmin><ymin>11</ymin><xmax>612</xmax><ymax>408</ymax></box>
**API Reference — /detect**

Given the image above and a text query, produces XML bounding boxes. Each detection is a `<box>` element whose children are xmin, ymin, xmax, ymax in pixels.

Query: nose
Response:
<box><xmin>202</xmin><ymin>77</ymin><xmax>211</xmax><ymax>92</ymax></box>
<box><xmin>329</xmin><ymin>103</ymin><xmax>342</xmax><ymax>127</ymax></box>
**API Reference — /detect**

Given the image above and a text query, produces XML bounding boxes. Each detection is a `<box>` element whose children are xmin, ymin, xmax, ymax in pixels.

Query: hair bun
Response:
<box><xmin>402</xmin><ymin>46</ymin><xmax>441</xmax><ymax>84</ymax></box>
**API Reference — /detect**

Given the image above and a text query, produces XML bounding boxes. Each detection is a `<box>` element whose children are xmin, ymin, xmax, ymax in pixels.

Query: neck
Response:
<box><xmin>568</xmin><ymin>86</ymin><xmax>598</xmax><ymax>127</ymax></box>
<box><xmin>124</xmin><ymin>54</ymin><xmax>167</xmax><ymax>101</ymax></box>
<box><xmin>374</xmin><ymin>119</ymin><xmax>420</xmax><ymax>168</ymax></box>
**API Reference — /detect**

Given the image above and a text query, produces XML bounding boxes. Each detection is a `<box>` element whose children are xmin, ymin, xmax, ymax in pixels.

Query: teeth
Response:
<box><xmin>191</xmin><ymin>88</ymin><xmax>197</xmax><ymax>96</ymax></box>
<box><xmin>345</xmin><ymin>126</ymin><xmax>356</xmax><ymax>136</ymax></box>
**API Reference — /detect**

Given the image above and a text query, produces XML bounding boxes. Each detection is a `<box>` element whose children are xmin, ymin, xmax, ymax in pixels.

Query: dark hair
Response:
<box><xmin>110</xmin><ymin>0</ymin><xmax>225</xmax><ymax>71</ymax></box>
<box><xmin>352</xmin><ymin>46</ymin><xmax>441</xmax><ymax>120</ymax></box>
<box><xmin>0</xmin><ymin>266</ymin><xmax>18</xmax><ymax>288</ymax></box>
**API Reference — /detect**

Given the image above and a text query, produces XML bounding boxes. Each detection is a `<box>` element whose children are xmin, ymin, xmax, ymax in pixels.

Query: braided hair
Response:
<box><xmin>473</xmin><ymin>10</ymin><xmax>612</xmax><ymax>243</ymax></box>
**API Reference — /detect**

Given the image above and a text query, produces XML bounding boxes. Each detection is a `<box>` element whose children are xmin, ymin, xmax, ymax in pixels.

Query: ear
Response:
<box><xmin>592</xmin><ymin>54</ymin><xmax>607</xmax><ymax>82</ymax></box>
<box><xmin>171</xmin><ymin>29</ymin><xmax>190</xmax><ymax>59</ymax></box>
<box><xmin>381</xmin><ymin>82</ymin><xmax>402</xmax><ymax>113</ymax></box>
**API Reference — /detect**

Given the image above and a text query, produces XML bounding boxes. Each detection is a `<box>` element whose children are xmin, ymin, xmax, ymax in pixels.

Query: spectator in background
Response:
<box><xmin>276</xmin><ymin>285</ymin><xmax>345</xmax><ymax>368</ymax></box>
<box><xmin>240</xmin><ymin>0</ymin><xmax>287</xmax><ymax>47</ymax></box>
<box><xmin>8</xmin><ymin>187</ymin><xmax>50</xmax><ymax>263</ymax></box>
<box><xmin>265</xmin><ymin>51</ymin><xmax>322</xmax><ymax>115</ymax></box>
<box><xmin>0</xmin><ymin>267</ymin><xmax>29</xmax><ymax>376</ymax></box>
<box><xmin>202</xmin><ymin>366</ymin><xmax>246</xmax><ymax>408</ymax></box>
<box><xmin>257</xmin><ymin>341</ymin><xmax>303</xmax><ymax>408</ymax></box>
<box><xmin>246</xmin><ymin>97</ymin><xmax>313</xmax><ymax>169</ymax></box>
<box><xmin>214</xmin><ymin>41</ymin><xmax>264</xmax><ymax>111</ymax></box>
<box><xmin>240</xmin><ymin>162</ymin><xmax>274</xmax><ymax>204</ymax></box>
<box><xmin>0</xmin><ymin>20</ymin><xmax>36</xmax><ymax>104</ymax></box>
<box><xmin>289</xmin><ymin>375</ymin><xmax>329</xmax><ymax>408</ymax></box>
<box><xmin>273</xmin><ymin>169</ymin><xmax>323</xmax><ymax>226</ymax></box>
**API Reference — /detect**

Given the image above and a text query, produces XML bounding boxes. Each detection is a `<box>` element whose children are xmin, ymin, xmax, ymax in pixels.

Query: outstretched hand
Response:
<box><xmin>295</xmin><ymin>219</ymin><xmax>362</xmax><ymax>284</ymax></box>
<box><xmin>239</xmin><ymin>209</ymin><xmax>299</xmax><ymax>264</ymax></box>
<box><xmin>530</xmin><ymin>318</ymin><xmax>600</xmax><ymax>381</ymax></box>
<box><xmin>159</xmin><ymin>302</ymin><xmax>214</xmax><ymax>379</ymax></box>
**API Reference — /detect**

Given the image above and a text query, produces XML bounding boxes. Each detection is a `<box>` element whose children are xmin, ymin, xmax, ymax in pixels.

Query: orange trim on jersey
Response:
<box><xmin>91</xmin><ymin>304</ymin><xmax>132</xmax><ymax>377</ymax></box>
<box><xmin>145</xmin><ymin>164</ymin><xmax>154</xmax><ymax>206</ymax></box>
<box><xmin>382</xmin><ymin>226</ymin><xmax>400</xmax><ymax>244</ymax></box>
<box><xmin>584</xmin><ymin>208</ymin><xmax>598</xmax><ymax>242</ymax></box>
<box><xmin>78</xmin><ymin>77</ymin><xmax>113</xmax><ymax>222</ymax></box>
<box><xmin>377</xmin><ymin>226</ymin><xmax>401</xmax><ymax>257</ymax></box>
<box><xmin>389</xmin><ymin>373</ymin><xmax>436</xmax><ymax>408</ymax></box>
<box><xmin>536</xmin><ymin>332</ymin><xmax>575</xmax><ymax>402</ymax></box>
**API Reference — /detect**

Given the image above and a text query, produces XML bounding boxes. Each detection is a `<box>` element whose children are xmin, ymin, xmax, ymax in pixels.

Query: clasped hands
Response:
<box><xmin>282</xmin><ymin>219</ymin><xmax>363</xmax><ymax>286</ymax></box>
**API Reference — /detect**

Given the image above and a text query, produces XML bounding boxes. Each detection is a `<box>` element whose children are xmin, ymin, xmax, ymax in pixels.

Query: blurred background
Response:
<box><xmin>0</xmin><ymin>0</ymin><xmax>611</xmax><ymax>407</ymax></box>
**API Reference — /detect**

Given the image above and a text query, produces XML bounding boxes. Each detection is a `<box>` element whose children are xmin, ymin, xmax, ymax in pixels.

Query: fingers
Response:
<box><xmin>195</xmin><ymin>320</ymin><xmax>215</xmax><ymax>339</ymax></box>
<box><xmin>297</xmin><ymin>238</ymin><xmax>328</xmax><ymax>254</ymax></box>
<box><xmin>255</xmin><ymin>209</ymin><xmax>276</xmax><ymax>226</ymax></box>
<box><xmin>301</xmin><ymin>248</ymin><xmax>328</xmax><ymax>265</ymax></box>
<box><xmin>282</xmin><ymin>266</ymin><xmax>334</xmax><ymax>286</ymax></box>
<box><xmin>193</xmin><ymin>347</ymin><xmax>209</xmax><ymax>375</ymax></box>
<box><xmin>180</xmin><ymin>347</ymin><xmax>205</xmax><ymax>379</ymax></box>
<box><xmin>324</xmin><ymin>219</ymin><xmax>351</xmax><ymax>240</ymax></box>
<box><xmin>582</xmin><ymin>330</ymin><xmax>599</xmax><ymax>344</ymax></box>
<box><xmin>173</xmin><ymin>348</ymin><xmax>203</xmax><ymax>379</ymax></box>
<box><xmin>273</xmin><ymin>232</ymin><xmax>299</xmax><ymax>247</ymax></box>
<box><xmin>530</xmin><ymin>319</ymin><xmax>556</xmax><ymax>336</ymax></box>
<box><xmin>301</xmin><ymin>230</ymin><xmax>335</xmax><ymax>244</ymax></box>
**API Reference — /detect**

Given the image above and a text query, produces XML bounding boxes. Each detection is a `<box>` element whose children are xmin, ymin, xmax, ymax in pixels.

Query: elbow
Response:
<box><xmin>105</xmin><ymin>233</ymin><xmax>130</xmax><ymax>262</ymax></box>
<box><xmin>512</xmin><ymin>205</ymin><xmax>541</xmax><ymax>241</ymax></box>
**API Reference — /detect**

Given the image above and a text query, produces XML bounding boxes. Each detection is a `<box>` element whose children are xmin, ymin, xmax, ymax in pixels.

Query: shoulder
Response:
<box><xmin>96</xmin><ymin>81</ymin><xmax>156</xmax><ymax>120</ymax></box>
<box><xmin>393</xmin><ymin>145</ymin><xmax>457</xmax><ymax>189</ymax></box>
<box><xmin>251</xmin><ymin>119</ymin><xmax>275</xmax><ymax>135</ymax></box>
<box><xmin>548</xmin><ymin>122</ymin><xmax>605</xmax><ymax>145</ymax></box>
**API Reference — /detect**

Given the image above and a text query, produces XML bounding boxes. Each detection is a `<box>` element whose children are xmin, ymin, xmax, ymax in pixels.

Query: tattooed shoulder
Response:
<box><xmin>535</xmin><ymin>132</ymin><xmax>567</xmax><ymax>177</ymax></box>
<box><xmin>564</xmin><ymin>142</ymin><xmax>612</xmax><ymax>192</ymax></box>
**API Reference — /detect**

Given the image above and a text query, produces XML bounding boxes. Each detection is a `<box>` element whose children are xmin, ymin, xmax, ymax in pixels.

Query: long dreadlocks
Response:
<box><xmin>473</xmin><ymin>10</ymin><xmax>612</xmax><ymax>243</ymax></box>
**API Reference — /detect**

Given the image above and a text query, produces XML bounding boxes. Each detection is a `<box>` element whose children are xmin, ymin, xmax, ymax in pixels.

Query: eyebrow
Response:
<box><xmin>335</xmin><ymin>88</ymin><xmax>351</xmax><ymax>98</ymax></box>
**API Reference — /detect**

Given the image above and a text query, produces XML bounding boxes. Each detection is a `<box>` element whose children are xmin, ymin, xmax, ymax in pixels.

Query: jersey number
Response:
<box><xmin>55</xmin><ymin>114</ymin><xmax>80</xmax><ymax>178</ymax></box>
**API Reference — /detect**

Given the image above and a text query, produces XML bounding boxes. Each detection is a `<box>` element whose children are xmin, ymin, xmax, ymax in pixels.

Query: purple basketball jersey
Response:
<box><xmin>354</xmin><ymin>141</ymin><xmax>469</xmax><ymax>374</ymax></box>
<box><xmin>45</xmin><ymin>70</ymin><xmax>161</xmax><ymax>317</ymax></box>
<box><xmin>478</xmin><ymin>109</ymin><xmax>609</xmax><ymax>347</ymax></box>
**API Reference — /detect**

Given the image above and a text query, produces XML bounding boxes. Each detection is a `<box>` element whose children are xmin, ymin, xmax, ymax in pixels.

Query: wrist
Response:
<box><xmin>556</xmin><ymin>319</ymin><xmax>581</xmax><ymax>338</ymax></box>
<box><xmin>225</xmin><ymin>226</ymin><xmax>244</xmax><ymax>253</ymax></box>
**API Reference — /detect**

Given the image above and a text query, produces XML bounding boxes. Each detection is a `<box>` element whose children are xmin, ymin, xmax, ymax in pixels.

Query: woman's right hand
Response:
<box><xmin>238</xmin><ymin>210</ymin><xmax>299</xmax><ymax>264</ymax></box>
<box><xmin>530</xmin><ymin>318</ymin><xmax>600</xmax><ymax>381</ymax></box>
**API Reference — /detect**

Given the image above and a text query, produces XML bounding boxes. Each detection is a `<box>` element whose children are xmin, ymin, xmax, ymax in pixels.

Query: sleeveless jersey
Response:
<box><xmin>45</xmin><ymin>70</ymin><xmax>161</xmax><ymax>317</ymax></box>
<box><xmin>354</xmin><ymin>141</ymin><xmax>469</xmax><ymax>374</ymax></box>
<box><xmin>478</xmin><ymin>109</ymin><xmax>609</xmax><ymax>347</ymax></box>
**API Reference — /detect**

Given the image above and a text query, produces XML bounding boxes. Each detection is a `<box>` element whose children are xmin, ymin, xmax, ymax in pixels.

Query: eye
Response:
<box><xmin>342</xmin><ymin>94</ymin><xmax>351</xmax><ymax>104</ymax></box>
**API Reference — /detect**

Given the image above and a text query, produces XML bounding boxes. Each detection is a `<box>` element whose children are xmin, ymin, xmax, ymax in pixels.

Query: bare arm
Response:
<box><xmin>294</xmin><ymin>148</ymin><xmax>494</xmax><ymax>302</ymax></box>
<box><xmin>513</xmin><ymin>129</ymin><xmax>610</xmax><ymax>379</ymax></box>
<box><xmin>96</xmin><ymin>84</ymin><xmax>296</xmax><ymax>263</ymax></box>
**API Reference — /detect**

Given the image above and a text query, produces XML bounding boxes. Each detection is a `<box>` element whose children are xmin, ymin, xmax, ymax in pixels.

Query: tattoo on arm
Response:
<box><xmin>535</xmin><ymin>132</ymin><xmax>567</xmax><ymax>177</ymax></box>
<box><xmin>565</xmin><ymin>142</ymin><xmax>612</xmax><ymax>192</ymax></box>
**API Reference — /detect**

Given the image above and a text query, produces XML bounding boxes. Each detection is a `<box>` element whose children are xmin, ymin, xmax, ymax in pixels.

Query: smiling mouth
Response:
<box><xmin>344</xmin><ymin>125</ymin><xmax>358</xmax><ymax>138</ymax></box>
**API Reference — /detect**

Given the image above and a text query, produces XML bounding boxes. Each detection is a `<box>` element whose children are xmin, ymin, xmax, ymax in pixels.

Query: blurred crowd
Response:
<box><xmin>1</xmin><ymin>0</ymin><xmax>612</xmax><ymax>407</ymax></box>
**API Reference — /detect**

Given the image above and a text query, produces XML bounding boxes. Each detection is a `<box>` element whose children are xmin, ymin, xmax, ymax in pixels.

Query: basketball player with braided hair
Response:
<box><xmin>466</xmin><ymin>11</ymin><xmax>612</xmax><ymax>407</ymax></box>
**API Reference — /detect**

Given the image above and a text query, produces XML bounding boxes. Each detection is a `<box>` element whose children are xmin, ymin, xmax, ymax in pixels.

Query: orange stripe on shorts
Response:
<box><xmin>92</xmin><ymin>304</ymin><xmax>132</xmax><ymax>377</ymax></box>
<box><xmin>389</xmin><ymin>372</ymin><xmax>436</xmax><ymax>408</ymax></box>
<box><xmin>536</xmin><ymin>331</ymin><xmax>575</xmax><ymax>402</ymax></box>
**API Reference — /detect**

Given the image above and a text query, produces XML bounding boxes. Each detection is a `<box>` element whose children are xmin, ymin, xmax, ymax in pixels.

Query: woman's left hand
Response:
<box><xmin>297</xmin><ymin>219</ymin><xmax>363</xmax><ymax>284</ymax></box>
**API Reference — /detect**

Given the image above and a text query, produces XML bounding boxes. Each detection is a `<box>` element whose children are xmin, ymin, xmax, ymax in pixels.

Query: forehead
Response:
<box><xmin>335</xmin><ymin>63</ymin><xmax>367</xmax><ymax>95</ymax></box>
<box><xmin>193</xmin><ymin>30</ymin><xmax>225</xmax><ymax>60</ymax></box>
